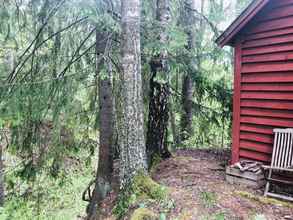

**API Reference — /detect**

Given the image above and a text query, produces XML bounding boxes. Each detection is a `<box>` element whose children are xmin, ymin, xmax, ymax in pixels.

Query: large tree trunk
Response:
<box><xmin>0</xmin><ymin>140</ymin><xmax>4</xmax><ymax>206</ymax></box>
<box><xmin>86</xmin><ymin>31</ymin><xmax>113</xmax><ymax>220</ymax></box>
<box><xmin>180</xmin><ymin>0</ymin><xmax>197</xmax><ymax>141</ymax></box>
<box><xmin>119</xmin><ymin>0</ymin><xmax>147</xmax><ymax>186</ymax></box>
<box><xmin>146</xmin><ymin>0</ymin><xmax>172</xmax><ymax>166</ymax></box>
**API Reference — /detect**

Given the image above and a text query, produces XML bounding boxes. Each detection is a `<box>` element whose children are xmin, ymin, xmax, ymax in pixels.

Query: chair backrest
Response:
<box><xmin>271</xmin><ymin>129</ymin><xmax>293</xmax><ymax>169</ymax></box>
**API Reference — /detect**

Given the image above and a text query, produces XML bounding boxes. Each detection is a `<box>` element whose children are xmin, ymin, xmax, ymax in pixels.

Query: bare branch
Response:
<box><xmin>7</xmin><ymin>0</ymin><xmax>66</xmax><ymax>83</ymax></box>
<box><xmin>184</xmin><ymin>3</ymin><xmax>219</xmax><ymax>37</ymax></box>
<box><xmin>7</xmin><ymin>16</ymin><xmax>88</xmax><ymax>84</ymax></box>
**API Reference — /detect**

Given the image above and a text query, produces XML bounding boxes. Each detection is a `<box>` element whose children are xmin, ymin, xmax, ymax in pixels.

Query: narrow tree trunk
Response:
<box><xmin>119</xmin><ymin>0</ymin><xmax>147</xmax><ymax>186</ymax></box>
<box><xmin>181</xmin><ymin>74</ymin><xmax>193</xmax><ymax>140</ymax></box>
<box><xmin>146</xmin><ymin>0</ymin><xmax>172</xmax><ymax>166</ymax></box>
<box><xmin>180</xmin><ymin>0</ymin><xmax>197</xmax><ymax>141</ymax></box>
<box><xmin>86</xmin><ymin>31</ymin><xmax>113</xmax><ymax>220</ymax></box>
<box><xmin>0</xmin><ymin>140</ymin><xmax>4</xmax><ymax>206</ymax></box>
<box><xmin>169</xmin><ymin>99</ymin><xmax>179</xmax><ymax>148</ymax></box>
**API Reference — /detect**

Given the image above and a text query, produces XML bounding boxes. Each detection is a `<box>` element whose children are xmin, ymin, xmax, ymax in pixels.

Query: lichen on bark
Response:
<box><xmin>119</xmin><ymin>0</ymin><xmax>147</xmax><ymax>187</ymax></box>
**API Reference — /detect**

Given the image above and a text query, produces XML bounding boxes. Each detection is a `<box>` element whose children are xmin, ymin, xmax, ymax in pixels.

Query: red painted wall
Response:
<box><xmin>231</xmin><ymin>0</ymin><xmax>293</xmax><ymax>164</ymax></box>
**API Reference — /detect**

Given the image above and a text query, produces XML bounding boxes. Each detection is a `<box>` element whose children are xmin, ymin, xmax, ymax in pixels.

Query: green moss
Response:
<box><xmin>113</xmin><ymin>172</ymin><xmax>168</xmax><ymax>219</ymax></box>
<box><xmin>149</xmin><ymin>154</ymin><xmax>162</xmax><ymax>174</ymax></box>
<box><xmin>130</xmin><ymin>208</ymin><xmax>158</xmax><ymax>220</ymax></box>
<box><xmin>235</xmin><ymin>191</ymin><xmax>293</xmax><ymax>209</ymax></box>
<box><xmin>132</xmin><ymin>172</ymin><xmax>168</xmax><ymax>201</ymax></box>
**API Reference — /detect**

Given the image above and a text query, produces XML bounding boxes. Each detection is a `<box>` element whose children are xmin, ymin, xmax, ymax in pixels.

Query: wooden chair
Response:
<box><xmin>263</xmin><ymin>128</ymin><xmax>293</xmax><ymax>202</ymax></box>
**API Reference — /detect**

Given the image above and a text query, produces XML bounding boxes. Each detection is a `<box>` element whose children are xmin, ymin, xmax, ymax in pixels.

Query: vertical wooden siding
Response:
<box><xmin>233</xmin><ymin>1</ymin><xmax>293</xmax><ymax>163</ymax></box>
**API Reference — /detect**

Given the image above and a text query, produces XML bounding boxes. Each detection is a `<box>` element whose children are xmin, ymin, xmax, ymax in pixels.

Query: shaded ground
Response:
<box><xmin>99</xmin><ymin>149</ymin><xmax>293</xmax><ymax>220</ymax></box>
<box><xmin>152</xmin><ymin>149</ymin><xmax>293</xmax><ymax>220</ymax></box>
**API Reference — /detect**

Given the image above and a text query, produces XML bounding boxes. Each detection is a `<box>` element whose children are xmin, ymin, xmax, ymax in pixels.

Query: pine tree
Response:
<box><xmin>180</xmin><ymin>0</ymin><xmax>198</xmax><ymax>141</ymax></box>
<box><xmin>146</xmin><ymin>0</ymin><xmax>172</xmax><ymax>166</ymax></box>
<box><xmin>86</xmin><ymin>31</ymin><xmax>114</xmax><ymax>220</ymax></box>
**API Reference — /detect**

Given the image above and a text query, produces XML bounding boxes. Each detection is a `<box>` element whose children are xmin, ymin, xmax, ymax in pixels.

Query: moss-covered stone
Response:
<box><xmin>132</xmin><ymin>172</ymin><xmax>168</xmax><ymax>201</ymax></box>
<box><xmin>113</xmin><ymin>172</ymin><xmax>168</xmax><ymax>219</ymax></box>
<box><xmin>130</xmin><ymin>208</ymin><xmax>159</xmax><ymax>220</ymax></box>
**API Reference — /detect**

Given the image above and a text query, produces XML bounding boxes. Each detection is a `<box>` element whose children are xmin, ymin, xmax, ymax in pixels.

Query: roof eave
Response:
<box><xmin>216</xmin><ymin>0</ymin><xmax>270</xmax><ymax>48</ymax></box>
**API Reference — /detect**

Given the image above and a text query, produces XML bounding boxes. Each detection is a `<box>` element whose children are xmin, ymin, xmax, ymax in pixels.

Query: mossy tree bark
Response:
<box><xmin>146</xmin><ymin>0</ymin><xmax>172</xmax><ymax>166</ymax></box>
<box><xmin>86</xmin><ymin>31</ymin><xmax>113</xmax><ymax>220</ymax></box>
<box><xmin>119</xmin><ymin>0</ymin><xmax>147</xmax><ymax>187</ymax></box>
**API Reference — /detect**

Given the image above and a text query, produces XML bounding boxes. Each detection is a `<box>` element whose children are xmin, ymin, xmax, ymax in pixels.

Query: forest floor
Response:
<box><xmin>101</xmin><ymin>149</ymin><xmax>293</xmax><ymax>220</ymax></box>
<box><xmin>152</xmin><ymin>149</ymin><xmax>293</xmax><ymax>220</ymax></box>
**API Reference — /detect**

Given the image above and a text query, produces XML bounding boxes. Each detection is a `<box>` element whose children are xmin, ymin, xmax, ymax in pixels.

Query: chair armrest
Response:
<box><xmin>262</xmin><ymin>165</ymin><xmax>271</xmax><ymax>170</ymax></box>
<box><xmin>261</xmin><ymin>165</ymin><xmax>293</xmax><ymax>172</ymax></box>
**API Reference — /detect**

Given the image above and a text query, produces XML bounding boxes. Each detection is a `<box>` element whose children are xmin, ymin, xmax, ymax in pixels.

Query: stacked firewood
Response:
<box><xmin>232</xmin><ymin>160</ymin><xmax>263</xmax><ymax>174</ymax></box>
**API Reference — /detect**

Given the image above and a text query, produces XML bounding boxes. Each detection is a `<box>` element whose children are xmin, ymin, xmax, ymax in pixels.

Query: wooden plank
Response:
<box><xmin>245</xmin><ymin>27</ymin><xmax>293</xmax><ymax>41</ymax></box>
<box><xmin>240</xmin><ymin>123</ymin><xmax>274</xmax><ymax>135</ymax></box>
<box><xmin>241</xmin><ymin>108</ymin><xmax>293</xmax><ymax>119</ymax></box>
<box><xmin>231</xmin><ymin>41</ymin><xmax>242</xmax><ymax>164</ymax></box>
<box><xmin>271</xmin><ymin>131</ymin><xmax>279</xmax><ymax>167</ymax></box>
<box><xmin>242</xmin><ymin>62</ymin><xmax>293</xmax><ymax>73</ymax></box>
<box><xmin>243</xmin><ymin>34</ymin><xmax>293</xmax><ymax>49</ymax></box>
<box><xmin>253</xmin><ymin>3</ymin><xmax>293</xmax><ymax>22</ymax></box>
<box><xmin>241</xmin><ymin>100</ymin><xmax>293</xmax><ymax>110</ymax></box>
<box><xmin>284</xmin><ymin>132</ymin><xmax>290</xmax><ymax>167</ymax></box>
<box><xmin>242</xmin><ymin>44</ymin><xmax>293</xmax><ymax>56</ymax></box>
<box><xmin>288</xmin><ymin>133</ymin><xmax>293</xmax><ymax>167</ymax></box>
<box><xmin>254</xmin><ymin>4</ymin><xmax>293</xmax><ymax>22</ymax></box>
<box><xmin>242</xmin><ymin>51</ymin><xmax>293</xmax><ymax>63</ymax></box>
<box><xmin>268</xmin><ymin>178</ymin><xmax>293</xmax><ymax>185</ymax></box>
<box><xmin>240</xmin><ymin>115</ymin><xmax>293</xmax><ymax>127</ymax></box>
<box><xmin>241</xmin><ymin>83</ymin><xmax>293</xmax><ymax>91</ymax></box>
<box><xmin>226</xmin><ymin>167</ymin><xmax>264</xmax><ymax>181</ymax></box>
<box><xmin>242</xmin><ymin>72</ymin><xmax>293</xmax><ymax>83</ymax></box>
<box><xmin>241</xmin><ymin>91</ymin><xmax>293</xmax><ymax>100</ymax></box>
<box><xmin>240</xmin><ymin>140</ymin><xmax>273</xmax><ymax>154</ymax></box>
<box><xmin>276</xmin><ymin>132</ymin><xmax>283</xmax><ymax>167</ymax></box>
<box><xmin>240</xmin><ymin>132</ymin><xmax>273</xmax><ymax>144</ymax></box>
<box><xmin>248</xmin><ymin>16</ymin><xmax>293</xmax><ymax>34</ymax></box>
<box><xmin>272</xmin><ymin>0</ymin><xmax>293</xmax><ymax>8</ymax></box>
<box><xmin>226</xmin><ymin>174</ymin><xmax>266</xmax><ymax>188</ymax></box>
<box><xmin>273</xmin><ymin>128</ymin><xmax>293</xmax><ymax>133</ymax></box>
<box><xmin>266</xmin><ymin>192</ymin><xmax>293</xmax><ymax>202</ymax></box>
<box><xmin>239</xmin><ymin>149</ymin><xmax>271</xmax><ymax>162</ymax></box>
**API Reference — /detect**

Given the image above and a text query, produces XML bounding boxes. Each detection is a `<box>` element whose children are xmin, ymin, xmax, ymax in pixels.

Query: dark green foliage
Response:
<box><xmin>0</xmin><ymin>0</ymin><xmax>252</xmax><ymax>218</ymax></box>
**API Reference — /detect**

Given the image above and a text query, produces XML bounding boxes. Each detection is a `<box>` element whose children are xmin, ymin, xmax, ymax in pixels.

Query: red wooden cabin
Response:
<box><xmin>216</xmin><ymin>0</ymin><xmax>293</xmax><ymax>164</ymax></box>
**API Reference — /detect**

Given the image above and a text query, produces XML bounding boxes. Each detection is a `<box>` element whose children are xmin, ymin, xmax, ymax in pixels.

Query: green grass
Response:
<box><xmin>201</xmin><ymin>212</ymin><xmax>225</xmax><ymax>220</ymax></box>
<box><xmin>199</xmin><ymin>191</ymin><xmax>217</xmax><ymax>208</ymax></box>
<box><xmin>0</xmin><ymin>167</ymin><xmax>93</xmax><ymax>220</ymax></box>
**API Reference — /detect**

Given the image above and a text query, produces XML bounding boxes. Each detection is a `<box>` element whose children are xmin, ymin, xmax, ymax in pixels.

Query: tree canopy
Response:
<box><xmin>0</xmin><ymin>0</ymin><xmax>252</xmax><ymax>219</ymax></box>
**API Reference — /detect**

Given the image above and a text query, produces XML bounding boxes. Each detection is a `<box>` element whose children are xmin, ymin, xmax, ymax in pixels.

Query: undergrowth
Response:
<box><xmin>113</xmin><ymin>172</ymin><xmax>169</xmax><ymax>219</ymax></box>
<box><xmin>0</xmin><ymin>153</ymin><xmax>93</xmax><ymax>220</ymax></box>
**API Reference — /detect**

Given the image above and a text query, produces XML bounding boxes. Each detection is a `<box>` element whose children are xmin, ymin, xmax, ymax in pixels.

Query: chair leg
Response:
<box><xmin>264</xmin><ymin>169</ymin><xmax>272</xmax><ymax>197</ymax></box>
<box><xmin>264</xmin><ymin>182</ymin><xmax>270</xmax><ymax>197</ymax></box>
